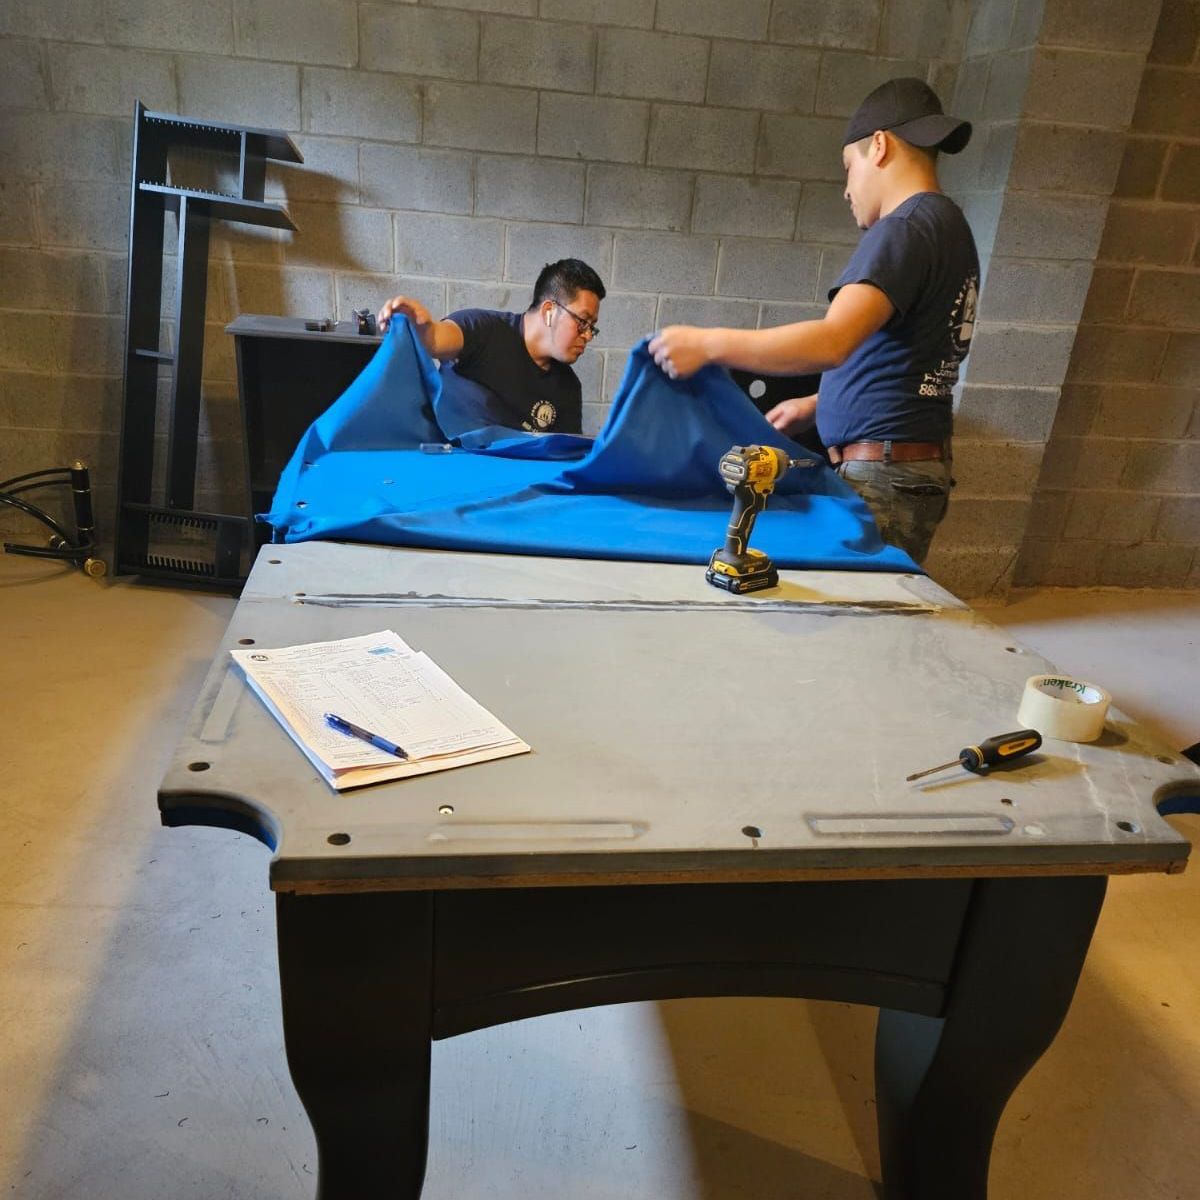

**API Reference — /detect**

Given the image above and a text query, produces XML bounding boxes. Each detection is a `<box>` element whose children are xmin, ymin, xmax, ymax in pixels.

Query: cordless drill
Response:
<box><xmin>706</xmin><ymin>444</ymin><xmax>797</xmax><ymax>593</ymax></box>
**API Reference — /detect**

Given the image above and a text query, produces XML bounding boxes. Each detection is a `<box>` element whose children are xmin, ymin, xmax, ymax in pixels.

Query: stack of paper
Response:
<box><xmin>231</xmin><ymin>630</ymin><xmax>530</xmax><ymax>791</ymax></box>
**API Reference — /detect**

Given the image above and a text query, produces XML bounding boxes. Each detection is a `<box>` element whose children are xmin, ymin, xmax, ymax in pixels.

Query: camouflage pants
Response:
<box><xmin>835</xmin><ymin>458</ymin><xmax>952</xmax><ymax>566</ymax></box>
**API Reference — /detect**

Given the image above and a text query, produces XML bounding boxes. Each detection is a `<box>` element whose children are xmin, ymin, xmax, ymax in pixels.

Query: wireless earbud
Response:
<box><xmin>545</xmin><ymin>311</ymin><xmax>552</xmax><ymax>326</ymax></box>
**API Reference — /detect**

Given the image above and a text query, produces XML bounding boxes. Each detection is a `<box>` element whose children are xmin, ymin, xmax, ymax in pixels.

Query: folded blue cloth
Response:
<box><xmin>264</xmin><ymin>317</ymin><xmax>918</xmax><ymax>573</ymax></box>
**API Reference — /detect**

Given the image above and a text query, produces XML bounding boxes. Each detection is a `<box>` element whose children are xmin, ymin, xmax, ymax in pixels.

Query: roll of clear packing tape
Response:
<box><xmin>1017</xmin><ymin>674</ymin><xmax>1112</xmax><ymax>743</ymax></box>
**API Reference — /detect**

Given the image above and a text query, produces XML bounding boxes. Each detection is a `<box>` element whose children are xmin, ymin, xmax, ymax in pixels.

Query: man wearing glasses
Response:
<box><xmin>377</xmin><ymin>258</ymin><xmax>605</xmax><ymax>437</ymax></box>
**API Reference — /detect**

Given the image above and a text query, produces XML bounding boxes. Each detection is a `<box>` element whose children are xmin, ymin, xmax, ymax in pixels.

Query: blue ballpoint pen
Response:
<box><xmin>324</xmin><ymin>712</ymin><xmax>409</xmax><ymax>759</ymax></box>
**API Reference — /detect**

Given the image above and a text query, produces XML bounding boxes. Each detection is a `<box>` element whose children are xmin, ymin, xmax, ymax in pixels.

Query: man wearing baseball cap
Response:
<box><xmin>649</xmin><ymin>79</ymin><xmax>979</xmax><ymax>565</ymax></box>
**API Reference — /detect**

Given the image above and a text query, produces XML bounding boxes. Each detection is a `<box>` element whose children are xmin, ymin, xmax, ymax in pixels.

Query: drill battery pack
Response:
<box><xmin>706</xmin><ymin>552</ymin><xmax>779</xmax><ymax>594</ymax></box>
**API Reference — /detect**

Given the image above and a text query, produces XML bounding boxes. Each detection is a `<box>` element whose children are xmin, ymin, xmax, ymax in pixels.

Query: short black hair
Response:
<box><xmin>529</xmin><ymin>258</ymin><xmax>606</xmax><ymax>310</ymax></box>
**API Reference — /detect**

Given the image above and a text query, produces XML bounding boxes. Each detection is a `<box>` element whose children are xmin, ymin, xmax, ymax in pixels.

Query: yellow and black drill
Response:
<box><xmin>706</xmin><ymin>444</ymin><xmax>802</xmax><ymax>593</ymax></box>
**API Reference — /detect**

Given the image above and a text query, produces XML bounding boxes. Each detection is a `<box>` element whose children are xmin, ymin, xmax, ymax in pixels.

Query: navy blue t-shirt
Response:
<box><xmin>817</xmin><ymin>192</ymin><xmax>979</xmax><ymax>449</ymax></box>
<box><xmin>439</xmin><ymin>308</ymin><xmax>582</xmax><ymax>436</ymax></box>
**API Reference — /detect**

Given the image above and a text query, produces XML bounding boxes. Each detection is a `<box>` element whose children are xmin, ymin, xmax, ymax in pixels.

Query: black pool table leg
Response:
<box><xmin>874</xmin><ymin>875</ymin><xmax>1107</xmax><ymax>1200</ymax></box>
<box><xmin>276</xmin><ymin>891</ymin><xmax>435</xmax><ymax>1200</ymax></box>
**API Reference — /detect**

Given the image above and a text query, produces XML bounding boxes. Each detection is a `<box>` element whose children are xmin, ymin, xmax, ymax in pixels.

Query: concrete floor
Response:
<box><xmin>1</xmin><ymin>556</ymin><xmax>1198</xmax><ymax>1200</ymax></box>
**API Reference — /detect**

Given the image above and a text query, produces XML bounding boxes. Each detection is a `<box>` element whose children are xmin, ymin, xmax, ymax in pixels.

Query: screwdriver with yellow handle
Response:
<box><xmin>906</xmin><ymin>729</ymin><xmax>1043</xmax><ymax>782</ymax></box>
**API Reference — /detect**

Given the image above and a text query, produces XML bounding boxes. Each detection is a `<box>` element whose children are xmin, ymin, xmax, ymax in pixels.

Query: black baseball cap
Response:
<box><xmin>843</xmin><ymin>77</ymin><xmax>972</xmax><ymax>154</ymax></box>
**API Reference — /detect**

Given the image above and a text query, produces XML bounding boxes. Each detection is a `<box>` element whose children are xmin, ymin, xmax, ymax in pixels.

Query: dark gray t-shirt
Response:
<box><xmin>816</xmin><ymin>192</ymin><xmax>979</xmax><ymax>448</ymax></box>
<box><xmin>440</xmin><ymin>308</ymin><xmax>582</xmax><ymax>435</ymax></box>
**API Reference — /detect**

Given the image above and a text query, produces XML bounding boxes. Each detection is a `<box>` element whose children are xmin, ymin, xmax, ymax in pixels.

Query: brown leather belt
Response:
<box><xmin>827</xmin><ymin>440</ymin><xmax>947</xmax><ymax>465</ymax></box>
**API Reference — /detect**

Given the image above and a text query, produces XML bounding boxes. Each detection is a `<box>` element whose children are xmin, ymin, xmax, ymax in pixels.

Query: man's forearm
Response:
<box><xmin>701</xmin><ymin>320</ymin><xmax>848</xmax><ymax>375</ymax></box>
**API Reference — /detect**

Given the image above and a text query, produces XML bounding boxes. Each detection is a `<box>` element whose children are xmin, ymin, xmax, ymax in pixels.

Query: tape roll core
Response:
<box><xmin>1017</xmin><ymin>674</ymin><xmax>1111</xmax><ymax>743</ymax></box>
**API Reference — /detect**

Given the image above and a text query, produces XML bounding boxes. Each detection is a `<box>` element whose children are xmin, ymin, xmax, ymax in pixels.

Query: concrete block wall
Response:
<box><xmin>0</xmin><ymin>0</ymin><xmax>969</xmax><ymax>551</ymax></box>
<box><xmin>923</xmin><ymin>0</ymin><xmax>1165</xmax><ymax>597</ymax></box>
<box><xmin>1014</xmin><ymin>0</ymin><xmax>1200</xmax><ymax>590</ymax></box>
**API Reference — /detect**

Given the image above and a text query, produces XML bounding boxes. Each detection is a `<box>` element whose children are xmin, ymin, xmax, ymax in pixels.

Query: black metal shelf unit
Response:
<box><xmin>114</xmin><ymin>102</ymin><xmax>301</xmax><ymax>589</ymax></box>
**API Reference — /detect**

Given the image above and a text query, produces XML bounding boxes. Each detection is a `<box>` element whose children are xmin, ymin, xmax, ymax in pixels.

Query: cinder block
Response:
<box><xmin>282</xmin><ymin>202</ymin><xmax>393</xmax><ymax>273</ymax></box>
<box><xmin>427</xmin><ymin>0</ymin><xmax>533</xmax><ymax>12</ymax></box>
<box><xmin>446</xmin><ymin>280</ymin><xmax>533</xmax><ymax>313</ymax></box>
<box><xmin>477</xmin><ymin>156</ymin><xmax>584</xmax><ymax>223</ymax></box>
<box><xmin>1128</xmin><ymin>271</ymin><xmax>1200</xmax><ymax>330</ymax></box>
<box><xmin>815</xmin><ymin>53</ymin><xmax>927</xmax><ymax>118</ymax></box>
<box><xmin>361</xmin><ymin>4</ymin><xmax>479</xmax><ymax>80</ymax></box>
<box><xmin>771</xmin><ymin>0</ymin><xmax>882</xmax><ymax>50</ymax></box>
<box><xmin>655</xmin><ymin>0</ymin><xmax>770</xmax><ymax>40</ymax></box>
<box><xmin>978</xmin><ymin>258</ymin><xmax>1094</xmax><ymax>325</ymax></box>
<box><xmin>1079</xmin><ymin>266</ymin><xmax>1132</xmax><ymax>324</ymax></box>
<box><xmin>504</xmin><ymin>222</ymin><xmax>613</xmax><ymax>284</ymax></box>
<box><xmin>2</xmin><ymin>112</ymin><xmax>128</xmax><ymax>182</ymax></box>
<box><xmin>693</xmin><ymin>176</ymin><xmax>801</xmax><ymax>240</ymax></box>
<box><xmin>224</xmin><ymin>265</ymin><xmax>335</xmax><ymax>321</ymax></box>
<box><xmin>37</xmin><ymin>181</ymin><xmax>129</xmax><ymax>251</ymax></box>
<box><xmin>648</xmin><ymin>105</ymin><xmax>757</xmax><ymax>175</ymax></box>
<box><xmin>1068</xmin><ymin>325</ymin><xmax>1169</xmax><ymax>383</ymax></box>
<box><xmin>334</xmin><ymin>273</ymin><xmax>446</xmax><ymax>322</ymax></box>
<box><xmin>982</xmin><ymin>49</ymin><xmax>1033</xmax><ymax>121</ymax></box>
<box><xmin>951</xmin><ymin>438</ymin><xmax>1045</xmax><ymax>496</ymax></box>
<box><xmin>992</xmin><ymin>192</ymin><xmax>1108</xmax><ymax>261</ymax></box>
<box><xmin>0</xmin><ymin>0</ymin><xmax>106</xmax><ymax>41</ymax></box>
<box><xmin>361</xmin><ymin>144</ymin><xmax>473</xmax><ymax>214</ymax></box>
<box><xmin>303</xmin><ymin>67</ymin><xmax>418</xmax><ymax>143</ymax></box>
<box><xmin>0</xmin><ymin>181</ymin><xmax>36</xmax><ymax>246</ymax></box>
<box><xmin>759</xmin><ymin>301</ymin><xmax>827</xmax><ymax>326</ymax></box>
<box><xmin>235</xmin><ymin>0</ymin><xmax>357</xmax><ymax>67</ymax></box>
<box><xmin>1027</xmin><ymin>488</ymin><xmax>1071</xmax><ymax>540</ymax></box>
<box><xmin>1133</xmin><ymin>67</ymin><xmax>1200</xmax><ymax>137</ymax></box>
<box><xmin>924</xmin><ymin>545</ymin><xmax>1019</xmax><ymax>600</ymax></box>
<box><xmin>958</xmin><ymin>192</ymin><xmax>1003</xmax><ymax>260</ymax></box>
<box><xmin>1006</xmin><ymin>124</ymin><xmax>1126</xmax><ymax>196</ymax></box>
<box><xmin>0</xmin><ymin>370</ymin><xmax>121</xmax><ymax>433</ymax></box>
<box><xmin>954</xmin><ymin>384</ymin><xmax>1060</xmax><ymax>441</ymax></box>
<box><xmin>817</xmin><ymin>245</ymin><xmax>855</xmax><ymax>297</ymax></box>
<box><xmin>208</xmin><ymin>221</ymin><xmax>283</xmax><ymax>264</ymax></box>
<box><xmin>1025</xmin><ymin>48</ymin><xmax>1144</xmax><ymax>127</ymax></box>
<box><xmin>202</xmin><ymin>319</ymin><xmax>240</xmax><ymax>384</ymax></box>
<box><xmin>936</xmin><ymin>497</ymin><xmax>1031</xmax><ymax>546</ymax></box>
<box><xmin>705</xmin><ymin>41</ymin><xmax>819</xmax><ymax>113</ymax></box>
<box><xmin>585</xmin><ymin>164</ymin><xmax>692</xmax><ymax>232</ymax></box>
<box><xmin>589</xmin><ymin>292</ymin><xmax>658</xmax><ymax>350</ymax></box>
<box><xmin>979</xmin><ymin>123</ymin><xmax>1018</xmax><ymax>191</ymax></box>
<box><xmin>757</xmin><ymin>115</ymin><xmax>845</xmax><ymax>182</ymax></box>
<box><xmin>540</xmin><ymin>0</ymin><xmax>652</xmax><ymax>26</ymax></box>
<box><xmin>881</xmin><ymin>0</ymin><xmax>969</xmax><ymax>59</ymax></box>
<box><xmin>395</xmin><ymin>213</ymin><xmax>503</xmax><ymax>280</ymax></box>
<box><xmin>483</xmin><ymin>16</ymin><xmax>594</xmax><ymax>91</ymax></box>
<box><xmin>1158</xmin><ymin>332</ymin><xmax>1200</xmax><ymax>387</ymax></box>
<box><xmin>0</xmin><ymin>312</ymin><xmax>66</xmax><ymax>371</ymax></box>
<box><xmin>657</xmin><ymin>295</ymin><xmax>759</xmax><ymax>329</ymax></box>
<box><xmin>266</xmin><ymin>135</ymin><xmax>360</xmax><ymax>205</ymax></box>
<box><xmin>1063</xmin><ymin>491</ymin><xmax>1160</xmax><ymax>543</ymax></box>
<box><xmin>1040</xmin><ymin>0</ymin><xmax>1160</xmax><ymax>53</ymax></box>
<box><xmin>1035</xmin><ymin>434</ymin><xmax>1128</xmax><ymax>491</ymax></box>
<box><xmin>964</xmin><ymin>0</ymin><xmax>1016</xmax><ymax>57</ymax></box>
<box><xmin>795</xmin><ymin>182</ymin><xmax>860</xmax><ymax>245</ymax></box>
<box><xmin>1162</xmin><ymin>144</ymin><xmax>1200</xmax><ymax>204</ymax></box>
<box><xmin>0</xmin><ymin>247</ymin><xmax>113</xmax><ymax>314</ymax></box>
<box><xmin>952</xmin><ymin>55</ymin><xmax>989</xmax><ymax>122</ymax></box>
<box><xmin>1114</xmin><ymin>139</ymin><xmax>1167</xmax><ymax>198</ymax></box>
<box><xmin>573</xmin><ymin>346</ymin><xmax>603</xmax><ymax>405</ymax></box>
<box><xmin>1012</xmin><ymin>537</ymin><xmax>1103</xmax><ymax>587</ymax></box>
<box><xmin>179</xmin><ymin>56</ymin><xmax>299</xmax><ymax>133</ymax></box>
<box><xmin>538</xmin><ymin>94</ymin><xmax>647</xmax><ymax>164</ymax></box>
<box><xmin>1149</xmin><ymin>0</ymin><xmax>1200</xmax><ymax>66</ymax></box>
<box><xmin>1</xmin><ymin>39</ymin><xmax>48</xmax><ymax>111</ymax></box>
<box><xmin>596</xmin><ymin>27</ymin><xmax>706</xmax><ymax>104</ymax></box>
<box><xmin>611</xmin><ymin>231</ymin><xmax>717</xmax><ymax>295</ymax></box>
<box><xmin>1155</xmin><ymin>497</ymin><xmax>1200</xmax><ymax>544</ymax></box>
<box><xmin>716</xmin><ymin>239</ymin><xmax>821</xmax><ymax>302</ymax></box>
<box><xmin>53</xmin><ymin>314</ymin><xmax>124</xmax><ymax>375</ymax></box>
<box><xmin>1098</xmin><ymin>202</ymin><xmax>1197</xmax><ymax>266</ymax></box>
<box><xmin>104</xmin><ymin>0</ymin><xmax>235</xmax><ymax>55</ymax></box>
<box><xmin>1049</xmin><ymin>384</ymin><xmax>1101</xmax><ymax>435</ymax></box>
<box><xmin>581</xmin><ymin>400</ymin><xmax>611</xmax><ymax>436</ymax></box>
<box><xmin>1096</xmin><ymin>542</ymin><xmax>1195</xmax><ymax>587</ymax></box>
<box><xmin>603</xmin><ymin>347</ymin><xmax>637</xmax><ymax>401</ymax></box>
<box><xmin>963</xmin><ymin>323</ymin><xmax>1077</xmax><ymax>388</ymax></box>
<box><xmin>1009</xmin><ymin>0</ymin><xmax>1045</xmax><ymax>47</ymax></box>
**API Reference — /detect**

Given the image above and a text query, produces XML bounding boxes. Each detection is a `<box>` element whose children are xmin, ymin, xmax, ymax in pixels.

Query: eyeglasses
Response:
<box><xmin>553</xmin><ymin>300</ymin><xmax>599</xmax><ymax>339</ymax></box>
